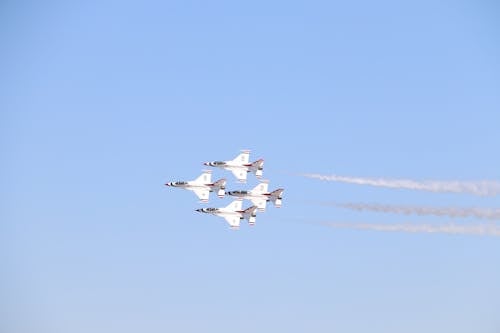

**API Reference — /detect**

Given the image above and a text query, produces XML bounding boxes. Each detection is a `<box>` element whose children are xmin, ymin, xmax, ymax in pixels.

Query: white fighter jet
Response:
<box><xmin>165</xmin><ymin>170</ymin><xmax>226</xmax><ymax>203</ymax></box>
<box><xmin>196</xmin><ymin>200</ymin><xmax>258</xmax><ymax>230</ymax></box>
<box><xmin>227</xmin><ymin>180</ymin><xmax>284</xmax><ymax>212</ymax></box>
<box><xmin>203</xmin><ymin>150</ymin><xmax>264</xmax><ymax>183</ymax></box>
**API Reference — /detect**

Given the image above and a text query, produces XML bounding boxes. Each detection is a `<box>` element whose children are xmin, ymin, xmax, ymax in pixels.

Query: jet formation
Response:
<box><xmin>166</xmin><ymin>150</ymin><xmax>284</xmax><ymax>229</ymax></box>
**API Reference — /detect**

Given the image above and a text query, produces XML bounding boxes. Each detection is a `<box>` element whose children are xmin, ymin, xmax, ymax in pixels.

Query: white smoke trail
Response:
<box><xmin>303</xmin><ymin>173</ymin><xmax>500</xmax><ymax>196</ymax></box>
<box><xmin>321</xmin><ymin>221</ymin><xmax>500</xmax><ymax>237</ymax></box>
<box><xmin>328</xmin><ymin>202</ymin><xmax>500</xmax><ymax>220</ymax></box>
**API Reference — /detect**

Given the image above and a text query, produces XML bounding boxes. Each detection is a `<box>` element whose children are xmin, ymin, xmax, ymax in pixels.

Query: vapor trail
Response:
<box><xmin>303</xmin><ymin>173</ymin><xmax>500</xmax><ymax>196</ymax></box>
<box><xmin>328</xmin><ymin>202</ymin><xmax>500</xmax><ymax>220</ymax></box>
<box><xmin>321</xmin><ymin>221</ymin><xmax>500</xmax><ymax>237</ymax></box>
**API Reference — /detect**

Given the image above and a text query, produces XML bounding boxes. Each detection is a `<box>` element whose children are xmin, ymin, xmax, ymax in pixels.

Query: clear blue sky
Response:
<box><xmin>2</xmin><ymin>1</ymin><xmax>499</xmax><ymax>332</ymax></box>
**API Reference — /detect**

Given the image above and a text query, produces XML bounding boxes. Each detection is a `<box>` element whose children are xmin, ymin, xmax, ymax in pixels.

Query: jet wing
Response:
<box><xmin>232</xmin><ymin>150</ymin><xmax>250</xmax><ymax>165</ymax></box>
<box><xmin>250</xmin><ymin>198</ymin><xmax>267</xmax><ymax>211</ymax></box>
<box><xmin>194</xmin><ymin>170</ymin><xmax>211</xmax><ymax>184</ymax></box>
<box><xmin>223</xmin><ymin>215</ymin><xmax>241</xmax><ymax>229</ymax></box>
<box><xmin>229</xmin><ymin>167</ymin><xmax>248</xmax><ymax>183</ymax></box>
<box><xmin>192</xmin><ymin>188</ymin><xmax>210</xmax><ymax>202</ymax></box>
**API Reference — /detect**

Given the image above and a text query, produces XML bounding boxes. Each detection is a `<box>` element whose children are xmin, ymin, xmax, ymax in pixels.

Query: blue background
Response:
<box><xmin>2</xmin><ymin>1</ymin><xmax>499</xmax><ymax>332</ymax></box>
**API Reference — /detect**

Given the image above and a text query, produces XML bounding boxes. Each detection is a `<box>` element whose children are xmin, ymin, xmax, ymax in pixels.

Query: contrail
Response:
<box><xmin>302</xmin><ymin>173</ymin><xmax>500</xmax><ymax>196</ymax></box>
<box><xmin>321</xmin><ymin>221</ymin><xmax>500</xmax><ymax>237</ymax></box>
<box><xmin>327</xmin><ymin>202</ymin><xmax>500</xmax><ymax>220</ymax></box>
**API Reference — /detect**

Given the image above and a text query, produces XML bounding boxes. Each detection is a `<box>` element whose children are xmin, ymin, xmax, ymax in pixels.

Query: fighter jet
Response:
<box><xmin>227</xmin><ymin>180</ymin><xmax>284</xmax><ymax>212</ymax></box>
<box><xmin>165</xmin><ymin>170</ymin><xmax>226</xmax><ymax>203</ymax></box>
<box><xmin>196</xmin><ymin>199</ymin><xmax>258</xmax><ymax>230</ymax></box>
<box><xmin>203</xmin><ymin>150</ymin><xmax>264</xmax><ymax>183</ymax></box>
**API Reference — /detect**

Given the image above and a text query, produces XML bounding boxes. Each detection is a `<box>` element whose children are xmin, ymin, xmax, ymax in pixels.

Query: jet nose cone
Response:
<box><xmin>165</xmin><ymin>182</ymin><xmax>171</xmax><ymax>186</ymax></box>
<box><xmin>203</xmin><ymin>162</ymin><xmax>209</xmax><ymax>166</ymax></box>
<box><xmin>195</xmin><ymin>208</ymin><xmax>202</xmax><ymax>212</ymax></box>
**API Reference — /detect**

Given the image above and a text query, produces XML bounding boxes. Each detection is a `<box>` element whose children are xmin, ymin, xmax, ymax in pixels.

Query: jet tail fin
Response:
<box><xmin>243</xmin><ymin>205</ymin><xmax>258</xmax><ymax>226</ymax></box>
<box><xmin>269</xmin><ymin>189</ymin><xmax>284</xmax><ymax>208</ymax></box>
<box><xmin>213</xmin><ymin>178</ymin><xmax>226</xmax><ymax>198</ymax></box>
<box><xmin>249</xmin><ymin>159</ymin><xmax>264</xmax><ymax>178</ymax></box>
